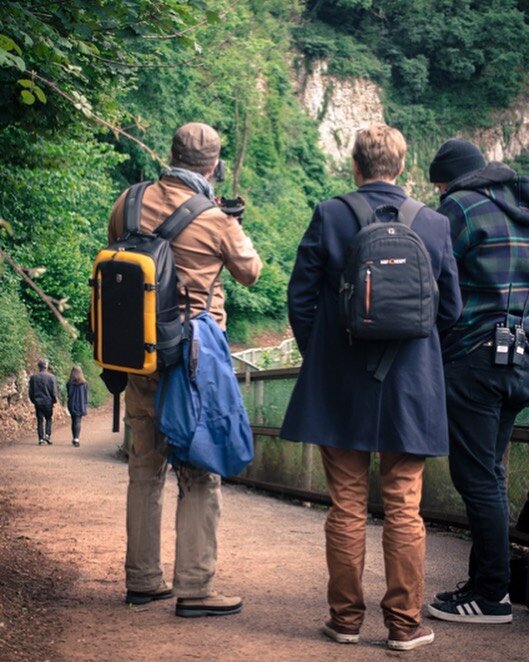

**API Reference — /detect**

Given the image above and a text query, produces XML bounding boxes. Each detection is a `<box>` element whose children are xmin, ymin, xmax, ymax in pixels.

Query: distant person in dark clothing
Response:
<box><xmin>427</xmin><ymin>139</ymin><xmax>529</xmax><ymax>624</ymax></box>
<box><xmin>66</xmin><ymin>365</ymin><xmax>88</xmax><ymax>448</ymax></box>
<box><xmin>28</xmin><ymin>359</ymin><xmax>59</xmax><ymax>446</ymax></box>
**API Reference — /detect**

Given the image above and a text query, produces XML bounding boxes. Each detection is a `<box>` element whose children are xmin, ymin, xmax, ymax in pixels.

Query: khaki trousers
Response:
<box><xmin>125</xmin><ymin>374</ymin><xmax>221</xmax><ymax>597</ymax></box>
<box><xmin>320</xmin><ymin>446</ymin><xmax>426</xmax><ymax>630</ymax></box>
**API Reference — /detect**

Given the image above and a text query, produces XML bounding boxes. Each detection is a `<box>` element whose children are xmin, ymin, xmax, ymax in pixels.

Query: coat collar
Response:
<box><xmin>357</xmin><ymin>181</ymin><xmax>406</xmax><ymax>196</ymax></box>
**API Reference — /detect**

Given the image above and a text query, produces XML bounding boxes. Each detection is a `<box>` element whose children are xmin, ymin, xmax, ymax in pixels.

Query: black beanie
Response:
<box><xmin>429</xmin><ymin>139</ymin><xmax>486</xmax><ymax>184</ymax></box>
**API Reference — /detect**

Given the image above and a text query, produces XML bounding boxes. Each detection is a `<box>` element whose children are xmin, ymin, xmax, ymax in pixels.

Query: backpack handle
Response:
<box><xmin>336</xmin><ymin>192</ymin><xmax>425</xmax><ymax>229</ymax></box>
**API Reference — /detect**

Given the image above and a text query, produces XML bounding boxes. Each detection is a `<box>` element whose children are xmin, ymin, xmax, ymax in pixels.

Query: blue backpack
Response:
<box><xmin>155</xmin><ymin>312</ymin><xmax>253</xmax><ymax>477</ymax></box>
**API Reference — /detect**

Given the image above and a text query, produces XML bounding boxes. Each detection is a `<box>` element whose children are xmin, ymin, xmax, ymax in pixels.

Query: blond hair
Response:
<box><xmin>352</xmin><ymin>123</ymin><xmax>407</xmax><ymax>181</ymax></box>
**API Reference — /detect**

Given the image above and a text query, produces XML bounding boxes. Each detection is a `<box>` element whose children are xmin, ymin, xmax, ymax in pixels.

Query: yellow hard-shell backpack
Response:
<box><xmin>88</xmin><ymin>180</ymin><xmax>214</xmax><ymax>429</ymax></box>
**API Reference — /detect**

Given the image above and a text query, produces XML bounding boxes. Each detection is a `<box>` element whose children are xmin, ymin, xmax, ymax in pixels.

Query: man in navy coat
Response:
<box><xmin>281</xmin><ymin>124</ymin><xmax>462</xmax><ymax>651</ymax></box>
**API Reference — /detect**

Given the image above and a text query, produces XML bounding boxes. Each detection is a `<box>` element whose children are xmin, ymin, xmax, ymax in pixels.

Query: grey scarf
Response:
<box><xmin>162</xmin><ymin>167</ymin><xmax>215</xmax><ymax>200</ymax></box>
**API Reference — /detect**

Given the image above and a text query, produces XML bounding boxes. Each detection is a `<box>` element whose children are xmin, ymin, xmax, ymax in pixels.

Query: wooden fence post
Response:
<box><xmin>255</xmin><ymin>379</ymin><xmax>265</xmax><ymax>425</ymax></box>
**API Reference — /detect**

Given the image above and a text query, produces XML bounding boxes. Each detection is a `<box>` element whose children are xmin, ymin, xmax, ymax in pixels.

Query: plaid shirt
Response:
<box><xmin>440</xmin><ymin>175</ymin><xmax>529</xmax><ymax>361</ymax></box>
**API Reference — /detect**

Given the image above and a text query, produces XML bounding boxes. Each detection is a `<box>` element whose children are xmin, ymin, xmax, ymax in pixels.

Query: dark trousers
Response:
<box><xmin>444</xmin><ymin>346</ymin><xmax>529</xmax><ymax>601</ymax></box>
<box><xmin>35</xmin><ymin>405</ymin><xmax>53</xmax><ymax>440</ymax></box>
<box><xmin>71</xmin><ymin>415</ymin><xmax>82</xmax><ymax>440</ymax></box>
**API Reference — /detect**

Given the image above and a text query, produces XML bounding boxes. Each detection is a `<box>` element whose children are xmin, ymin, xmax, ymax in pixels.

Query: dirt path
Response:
<box><xmin>0</xmin><ymin>409</ymin><xmax>528</xmax><ymax>661</ymax></box>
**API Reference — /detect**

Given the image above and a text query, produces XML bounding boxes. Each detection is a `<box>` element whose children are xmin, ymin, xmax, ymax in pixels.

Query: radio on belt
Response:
<box><xmin>493</xmin><ymin>324</ymin><xmax>513</xmax><ymax>365</ymax></box>
<box><xmin>493</xmin><ymin>284</ymin><xmax>528</xmax><ymax>366</ymax></box>
<box><xmin>512</xmin><ymin>326</ymin><xmax>526</xmax><ymax>366</ymax></box>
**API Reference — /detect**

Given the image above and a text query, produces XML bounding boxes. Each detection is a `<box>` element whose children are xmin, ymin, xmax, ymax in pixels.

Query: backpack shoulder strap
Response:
<box><xmin>335</xmin><ymin>192</ymin><xmax>374</xmax><ymax>229</ymax></box>
<box><xmin>123</xmin><ymin>181</ymin><xmax>154</xmax><ymax>233</ymax></box>
<box><xmin>398</xmin><ymin>197</ymin><xmax>425</xmax><ymax>228</ymax></box>
<box><xmin>156</xmin><ymin>193</ymin><xmax>216</xmax><ymax>241</ymax></box>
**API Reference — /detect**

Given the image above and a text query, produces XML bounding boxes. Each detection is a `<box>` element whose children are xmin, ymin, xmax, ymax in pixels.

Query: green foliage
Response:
<box><xmin>0</xmin><ymin>284</ymin><xmax>32</xmax><ymax>376</ymax></box>
<box><xmin>294</xmin><ymin>20</ymin><xmax>389</xmax><ymax>82</ymax></box>
<box><xmin>115</xmin><ymin>0</ymin><xmax>333</xmax><ymax>325</ymax></box>
<box><xmin>0</xmin><ymin>0</ymin><xmax>333</xmax><ymax>384</ymax></box>
<box><xmin>3</xmin><ymin>0</ymin><xmax>529</xmax><ymax>392</ymax></box>
<box><xmin>506</xmin><ymin>151</ymin><xmax>529</xmax><ymax>174</ymax></box>
<box><xmin>226</xmin><ymin>317</ymin><xmax>251</xmax><ymax>344</ymax></box>
<box><xmin>306</xmin><ymin>0</ymin><xmax>529</xmax><ymax>126</ymax></box>
<box><xmin>0</xmin><ymin>126</ymin><xmax>125</xmax><ymax>332</ymax></box>
<box><xmin>0</xmin><ymin>1</ymin><xmax>213</xmax><ymax>129</ymax></box>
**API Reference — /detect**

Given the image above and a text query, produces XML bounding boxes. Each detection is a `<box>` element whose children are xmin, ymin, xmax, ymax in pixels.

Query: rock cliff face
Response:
<box><xmin>296</xmin><ymin>58</ymin><xmax>529</xmax><ymax>167</ymax></box>
<box><xmin>474</xmin><ymin>100</ymin><xmax>529</xmax><ymax>162</ymax></box>
<box><xmin>0</xmin><ymin>372</ymin><xmax>34</xmax><ymax>440</ymax></box>
<box><xmin>296</xmin><ymin>60</ymin><xmax>384</xmax><ymax>163</ymax></box>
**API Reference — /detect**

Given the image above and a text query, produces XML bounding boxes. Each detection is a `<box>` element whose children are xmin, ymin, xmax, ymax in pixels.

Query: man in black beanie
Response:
<box><xmin>429</xmin><ymin>138</ymin><xmax>486</xmax><ymax>187</ymax></box>
<box><xmin>427</xmin><ymin>139</ymin><xmax>529</xmax><ymax>623</ymax></box>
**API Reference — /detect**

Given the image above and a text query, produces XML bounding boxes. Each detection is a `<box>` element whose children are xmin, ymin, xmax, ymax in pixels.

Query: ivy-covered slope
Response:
<box><xmin>1</xmin><ymin>0</ymin><xmax>529</xmax><ymax>396</ymax></box>
<box><xmin>0</xmin><ymin>0</ymin><xmax>338</xmax><ymax>397</ymax></box>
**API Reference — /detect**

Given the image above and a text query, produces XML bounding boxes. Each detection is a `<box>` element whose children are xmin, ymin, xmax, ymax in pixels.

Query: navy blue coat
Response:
<box><xmin>280</xmin><ymin>182</ymin><xmax>462</xmax><ymax>457</ymax></box>
<box><xmin>67</xmin><ymin>382</ymin><xmax>88</xmax><ymax>417</ymax></box>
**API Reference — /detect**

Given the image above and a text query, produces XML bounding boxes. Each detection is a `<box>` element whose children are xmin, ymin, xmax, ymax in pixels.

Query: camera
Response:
<box><xmin>218</xmin><ymin>196</ymin><xmax>245</xmax><ymax>224</ymax></box>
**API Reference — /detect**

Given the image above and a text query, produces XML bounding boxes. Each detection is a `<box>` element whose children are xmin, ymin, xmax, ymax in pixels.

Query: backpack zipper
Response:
<box><xmin>365</xmin><ymin>267</ymin><xmax>372</xmax><ymax>317</ymax></box>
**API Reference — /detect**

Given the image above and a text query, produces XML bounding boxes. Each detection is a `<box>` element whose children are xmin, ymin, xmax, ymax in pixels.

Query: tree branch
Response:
<box><xmin>232</xmin><ymin>106</ymin><xmax>249</xmax><ymax>197</ymax></box>
<box><xmin>143</xmin><ymin>2</ymin><xmax>237</xmax><ymax>39</ymax></box>
<box><xmin>86</xmin><ymin>36</ymin><xmax>234</xmax><ymax>70</ymax></box>
<box><xmin>25</xmin><ymin>70</ymin><xmax>169</xmax><ymax>168</ymax></box>
<box><xmin>0</xmin><ymin>246</ymin><xmax>79</xmax><ymax>339</ymax></box>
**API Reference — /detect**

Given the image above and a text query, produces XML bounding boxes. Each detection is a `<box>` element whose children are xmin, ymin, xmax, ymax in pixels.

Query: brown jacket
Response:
<box><xmin>108</xmin><ymin>176</ymin><xmax>262</xmax><ymax>329</ymax></box>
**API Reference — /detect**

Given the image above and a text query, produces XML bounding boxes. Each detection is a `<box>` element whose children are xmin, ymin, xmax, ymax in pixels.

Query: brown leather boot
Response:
<box><xmin>175</xmin><ymin>591</ymin><xmax>242</xmax><ymax>617</ymax></box>
<box><xmin>321</xmin><ymin>620</ymin><xmax>360</xmax><ymax>644</ymax></box>
<box><xmin>125</xmin><ymin>581</ymin><xmax>174</xmax><ymax>605</ymax></box>
<box><xmin>387</xmin><ymin>624</ymin><xmax>434</xmax><ymax>651</ymax></box>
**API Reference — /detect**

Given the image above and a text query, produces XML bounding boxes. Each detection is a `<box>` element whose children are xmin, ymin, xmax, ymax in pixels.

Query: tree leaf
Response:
<box><xmin>20</xmin><ymin>90</ymin><xmax>35</xmax><ymax>105</ymax></box>
<box><xmin>77</xmin><ymin>41</ymin><xmax>93</xmax><ymax>55</ymax></box>
<box><xmin>0</xmin><ymin>34</ymin><xmax>22</xmax><ymax>55</ymax></box>
<box><xmin>0</xmin><ymin>218</ymin><xmax>14</xmax><ymax>237</ymax></box>
<box><xmin>206</xmin><ymin>10</ymin><xmax>221</xmax><ymax>24</ymax></box>
<box><xmin>4</xmin><ymin>52</ymin><xmax>26</xmax><ymax>71</ymax></box>
<box><xmin>17</xmin><ymin>78</ymin><xmax>34</xmax><ymax>88</ymax></box>
<box><xmin>33</xmin><ymin>86</ymin><xmax>47</xmax><ymax>103</ymax></box>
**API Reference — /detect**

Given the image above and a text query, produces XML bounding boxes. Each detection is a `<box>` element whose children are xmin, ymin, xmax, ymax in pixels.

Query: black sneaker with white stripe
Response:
<box><xmin>428</xmin><ymin>592</ymin><xmax>512</xmax><ymax>624</ymax></box>
<box><xmin>434</xmin><ymin>580</ymin><xmax>473</xmax><ymax>603</ymax></box>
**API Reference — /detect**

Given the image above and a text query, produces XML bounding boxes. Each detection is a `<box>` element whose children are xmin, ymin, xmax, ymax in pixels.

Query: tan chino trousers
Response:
<box><xmin>125</xmin><ymin>374</ymin><xmax>221</xmax><ymax>597</ymax></box>
<box><xmin>320</xmin><ymin>446</ymin><xmax>426</xmax><ymax>631</ymax></box>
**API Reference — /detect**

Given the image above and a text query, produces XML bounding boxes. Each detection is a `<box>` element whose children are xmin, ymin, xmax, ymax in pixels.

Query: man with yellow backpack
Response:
<box><xmin>105</xmin><ymin>123</ymin><xmax>262</xmax><ymax>615</ymax></box>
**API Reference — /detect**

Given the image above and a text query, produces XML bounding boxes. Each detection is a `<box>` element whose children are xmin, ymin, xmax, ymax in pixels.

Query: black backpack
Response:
<box><xmin>337</xmin><ymin>192</ymin><xmax>439</xmax><ymax>380</ymax></box>
<box><xmin>89</xmin><ymin>180</ymin><xmax>214</xmax><ymax>429</ymax></box>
